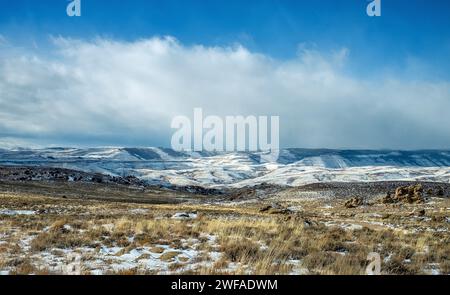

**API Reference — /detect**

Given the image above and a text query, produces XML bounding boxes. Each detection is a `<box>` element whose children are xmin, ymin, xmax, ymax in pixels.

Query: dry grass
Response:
<box><xmin>0</xmin><ymin>188</ymin><xmax>448</xmax><ymax>275</ymax></box>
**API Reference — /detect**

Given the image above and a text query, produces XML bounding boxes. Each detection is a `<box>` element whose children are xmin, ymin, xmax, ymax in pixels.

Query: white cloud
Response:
<box><xmin>0</xmin><ymin>36</ymin><xmax>449</xmax><ymax>149</ymax></box>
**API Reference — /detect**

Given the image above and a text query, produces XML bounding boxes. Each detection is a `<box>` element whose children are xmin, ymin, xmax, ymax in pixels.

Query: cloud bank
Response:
<box><xmin>0</xmin><ymin>36</ymin><xmax>449</xmax><ymax>149</ymax></box>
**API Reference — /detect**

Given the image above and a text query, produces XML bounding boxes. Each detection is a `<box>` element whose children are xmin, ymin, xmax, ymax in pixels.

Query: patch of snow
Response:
<box><xmin>130</xmin><ymin>209</ymin><xmax>149</xmax><ymax>215</ymax></box>
<box><xmin>288</xmin><ymin>260</ymin><xmax>309</xmax><ymax>275</ymax></box>
<box><xmin>0</xmin><ymin>209</ymin><xmax>36</xmax><ymax>216</ymax></box>
<box><xmin>172</xmin><ymin>212</ymin><xmax>198</xmax><ymax>220</ymax></box>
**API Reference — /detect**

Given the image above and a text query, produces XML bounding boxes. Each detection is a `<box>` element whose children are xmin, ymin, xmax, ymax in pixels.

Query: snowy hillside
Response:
<box><xmin>0</xmin><ymin>147</ymin><xmax>449</xmax><ymax>188</ymax></box>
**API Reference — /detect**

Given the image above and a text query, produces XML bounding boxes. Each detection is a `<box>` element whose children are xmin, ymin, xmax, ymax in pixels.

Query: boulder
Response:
<box><xmin>394</xmin><ymin>184</ymin><xmax>424</xmax><ymax>204</ymax></box>
<box><xmin>381</xmin><ymin>193</ymin><xmax>395</xmax><ymax>204</ymax></box>
<box><xmin>344</xmin><ymin>197</ymin><xmax>363</xmax><ymax>208</ymax></box>
<box><xmin>383</xmin><ymin>184</ymin><xmax>425</xmax><ymax>204</ymax></box>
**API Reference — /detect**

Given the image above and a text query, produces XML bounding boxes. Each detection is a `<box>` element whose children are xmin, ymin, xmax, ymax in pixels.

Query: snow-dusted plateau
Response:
<box><xmin>0</xmin><ymin>147</ymin><xmax>449</xmax><ymax>188</ymax></box>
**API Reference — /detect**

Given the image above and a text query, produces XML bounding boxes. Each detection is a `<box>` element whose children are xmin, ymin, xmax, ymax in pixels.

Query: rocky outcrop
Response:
<box><xmin>0</xmin><ymin>166</ymin><xmax>147</xmax><ymax>187</ymax></box>
<box><xmin>344</xmin><ymin>197</ymin><xmax>363</xmax><ymax>208</ymax></box>
<box><xmin>381</xmin><ymin>184</ymin><xmax>425</xmax><ymax>204</ymax></box>
<box><xmin>259</xmin><ymin>203</ymin><xmax>292</xmax><ymax>214</ymax></box>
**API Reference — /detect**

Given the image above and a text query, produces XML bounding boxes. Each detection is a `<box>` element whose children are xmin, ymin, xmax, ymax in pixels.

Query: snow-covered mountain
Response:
<box><xmin>1</xmin><ymin>147</ymin><xmax>450</xmax><ymax>188</ymax></box>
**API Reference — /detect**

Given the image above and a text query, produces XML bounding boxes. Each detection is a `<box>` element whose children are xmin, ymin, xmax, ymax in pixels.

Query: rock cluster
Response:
<box><xmin>382</xmin><ymin>184</ymin><xmax>425</xmax><ymax>204</ymax></box>
<box><xmin>0</xmin><ymin>167</ymin><xmax>147</xmax><ymax>187</ymax></box>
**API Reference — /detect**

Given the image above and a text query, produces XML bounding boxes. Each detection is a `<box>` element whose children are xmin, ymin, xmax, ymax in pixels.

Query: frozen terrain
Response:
<box><xmin>0</xmin><ymin>147</ymin><xmax>449</xmax><ymax>188</ymax></box>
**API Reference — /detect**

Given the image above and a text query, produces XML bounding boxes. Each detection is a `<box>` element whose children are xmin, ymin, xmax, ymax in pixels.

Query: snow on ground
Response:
<box><xmin>172</xmin><ymin>212</ymin><xmax>198</xmax><ymax>220</ymax></box>
<box><xmin>229</xmin><ymin>165</ymin><xmax>450</xmax><ymax>188</ymax></box>
<box><xmin>4</xmin><ymin>234</ymin><xmax>222</xmax><ymax>275</ymax></box>
<box><xmin>0</xmin><ymin>209</ymin><xmax>36</xmax><ymax>216</ymax></box>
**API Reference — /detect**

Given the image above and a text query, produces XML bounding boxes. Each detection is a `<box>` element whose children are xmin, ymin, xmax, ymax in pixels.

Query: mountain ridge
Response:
<box><xmin>1</xmin><ymin>147</ymin><xmax>449</xmax><ymax>188</ymax></box>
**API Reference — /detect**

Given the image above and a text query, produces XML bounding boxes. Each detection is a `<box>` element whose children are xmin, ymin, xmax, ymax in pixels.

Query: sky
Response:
<box><xmin>0</xmin><ymin>0</ymin><xmax>449</xmax><ymax>149</ymax></box>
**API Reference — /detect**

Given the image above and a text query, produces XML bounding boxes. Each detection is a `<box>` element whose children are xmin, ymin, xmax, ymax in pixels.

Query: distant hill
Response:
<box><xmin>1</xmin><ymin>147</ymin><xmax>449</xmax><ymax>187</ymax></box>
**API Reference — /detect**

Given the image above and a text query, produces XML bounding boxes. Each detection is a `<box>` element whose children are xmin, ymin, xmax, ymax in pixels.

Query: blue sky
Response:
<box><xmin>0</xmin><ymin>0</ymin><xmax>450</xmax><ymax>149</ymax></box>
<box><xmin>1</xmin><ymin>0</ymin><xmax>450</xmax><ymax>78</ymax></box>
